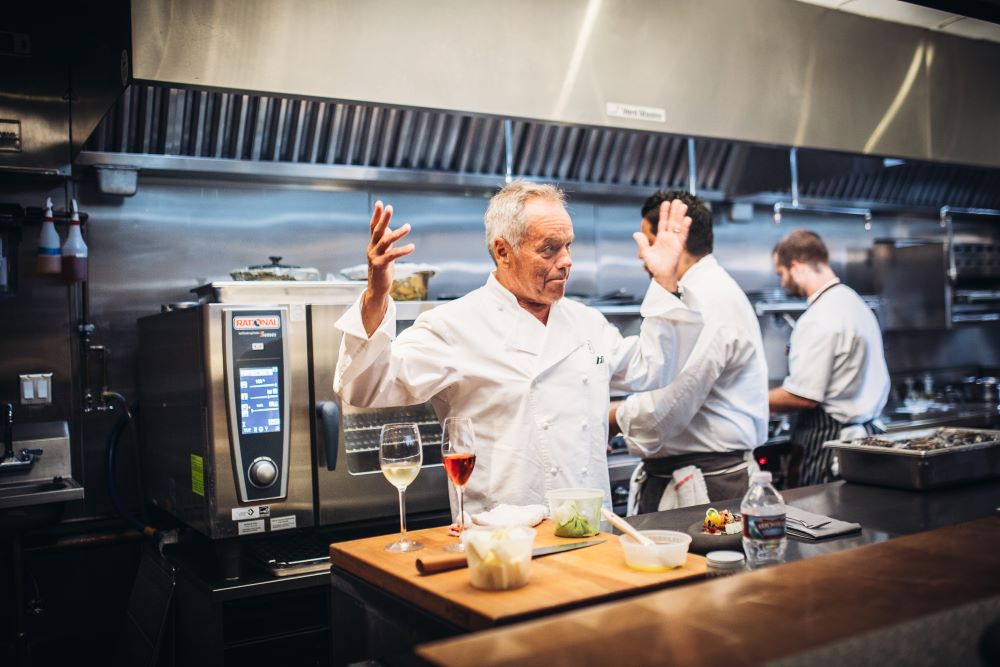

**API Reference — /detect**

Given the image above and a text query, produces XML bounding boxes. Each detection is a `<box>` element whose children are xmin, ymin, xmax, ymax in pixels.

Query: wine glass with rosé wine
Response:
<box><xmin>441</xmin><ymin>417</ymin><xmax>477</xmax><ymax>553</ymax></box>
<box><xmin>380</xmin><ymin>423</ymin><xmax>424</xmax><ymax>553</ymax></box>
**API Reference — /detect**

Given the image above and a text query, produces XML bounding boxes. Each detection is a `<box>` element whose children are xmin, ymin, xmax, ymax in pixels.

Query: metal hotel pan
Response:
<box><xmin>823</xmin><ymin>427</ymin><xmax>1000</xmax><ymax>491</ymax></box>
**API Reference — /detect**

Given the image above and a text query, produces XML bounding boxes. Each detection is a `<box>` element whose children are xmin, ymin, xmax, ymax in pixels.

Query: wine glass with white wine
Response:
<box><xmin>380</xmin><ymin>422</ymin><xmax>424</xmax><ymax>552</ymax></box>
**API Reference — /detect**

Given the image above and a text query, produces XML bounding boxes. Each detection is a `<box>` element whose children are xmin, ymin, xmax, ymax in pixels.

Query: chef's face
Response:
<box><xmin>773</xmin><ymin>254</ymin><xmax>805</xmax><ymax>298</ymax></box>
<box><xmin>498</xmin><ymin>197</ymin><xmax>574</xmax><ymax>306</ymax></box>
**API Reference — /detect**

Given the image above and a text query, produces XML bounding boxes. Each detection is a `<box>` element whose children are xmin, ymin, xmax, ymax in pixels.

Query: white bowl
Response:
<box><xmin>619</xmin><ymin>530</ymin><xmax>692</xmax><ymax>571</ymax></box>
<box><xmin>545</xmin><ymin>487</ymin><xmax>604</xmax><ymax>538</ymax></box>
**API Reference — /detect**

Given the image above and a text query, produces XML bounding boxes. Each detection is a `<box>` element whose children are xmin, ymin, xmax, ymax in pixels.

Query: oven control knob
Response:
<box><xmin>248</xmin><ymin>457</ymin><xmax>278</xmax><ymax>488</ymax></box>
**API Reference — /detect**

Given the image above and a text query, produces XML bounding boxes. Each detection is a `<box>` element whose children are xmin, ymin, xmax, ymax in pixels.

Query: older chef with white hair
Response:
<box><xmin>333</xmin><ymin>180</ymin><xmax>703</xmax><ymax>516</ymax></box>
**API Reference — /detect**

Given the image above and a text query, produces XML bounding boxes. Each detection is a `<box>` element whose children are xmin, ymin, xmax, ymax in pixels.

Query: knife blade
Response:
<box><xmin>530</xmin><ymin>539</ymin><xmax>605</xmax><ymax>558</ymax></box>
<box><xmin>415</xmin><ymin>539</ymin><xmax>605</xmax><ymax>575</ymax></box>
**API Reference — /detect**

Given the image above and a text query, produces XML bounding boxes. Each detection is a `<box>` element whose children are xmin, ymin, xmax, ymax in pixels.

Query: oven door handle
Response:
<box><xmin>316</xmin><ymin>401</ymin><xmax>340</xmax><ymax>471</ymax></box>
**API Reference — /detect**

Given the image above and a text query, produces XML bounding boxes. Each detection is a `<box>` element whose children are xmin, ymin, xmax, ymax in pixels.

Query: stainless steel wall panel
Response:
<box><xmin>366</xmin><ymin>191</ymin><xmax>494</xmax><ymax>299</ymax></box>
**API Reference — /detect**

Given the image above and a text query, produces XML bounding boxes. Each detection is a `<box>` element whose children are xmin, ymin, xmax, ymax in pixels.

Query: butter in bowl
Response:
<box><xmin>461</xmin><ymin>526</ymin><xmax>536</xmax><ymax>591</ymax></box>
<box><xmin>619</xmin><ymin>530</ymin><xmax>692</xmax><ymax>571</ymax></box>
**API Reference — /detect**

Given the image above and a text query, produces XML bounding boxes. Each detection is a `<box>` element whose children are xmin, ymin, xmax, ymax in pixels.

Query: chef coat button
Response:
<box><xmin>550</xmin><ymin>467</ymin><xmax>558</xmax><ymax>476</ymax></box>
<box><xmin>580</xmin><ymin>468</ymin><xmax>588</xmax><ymax>476</ymax></box>
<box><xmin>581</xmin><ymin>422</ymin><xmax>588</xmax><ymax>430</ymax></box>
<box><xmin>582</xmin><ymin>376</ymin><xmax>589</xmax><ymax>385</ymax></box>
<box><xmin>542</xmin><ymin>422</ymin><xmax>550</xmax><ymax>430</ymax></box>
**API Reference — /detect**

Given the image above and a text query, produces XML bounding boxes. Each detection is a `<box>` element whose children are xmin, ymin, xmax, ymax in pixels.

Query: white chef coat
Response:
<box><xmin>333</xmin><ymin>273</ymin><xmax>702</xmax><ymax>515</ymax></box>
<box><xmin>616</xmin><ymin>254</ymin><xmax>768</xmax><ymax>457</ymax></box>
<box><xmin>783</xmin><ymin>282</ymin><xmax>889</xmax><ymax>424</ymax></box>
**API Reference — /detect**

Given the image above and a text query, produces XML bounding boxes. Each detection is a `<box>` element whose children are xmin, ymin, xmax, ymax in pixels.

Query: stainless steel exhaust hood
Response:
<box><xmin>81</xmin><ymin>82</ymin><xmax>1000</xmax><ymax>210</ymax></box>
<box><xmin>129</xmin><ymin>0</ymin><xmax>1000</xmax><ymax>169</ymax></box>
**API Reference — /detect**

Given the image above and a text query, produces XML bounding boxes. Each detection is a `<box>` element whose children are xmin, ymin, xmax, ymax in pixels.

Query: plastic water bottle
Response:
<box><xmin>741</xmin><ymin>471</ymin><xmax>787</xmax><ymax>568</ymax></box>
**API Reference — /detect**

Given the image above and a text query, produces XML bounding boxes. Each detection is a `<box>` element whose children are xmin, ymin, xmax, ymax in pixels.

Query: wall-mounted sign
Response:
<box><xmin>606</xmin><ymin>103</ymin><xmax>666</xmax><ymax>123</ymax></box>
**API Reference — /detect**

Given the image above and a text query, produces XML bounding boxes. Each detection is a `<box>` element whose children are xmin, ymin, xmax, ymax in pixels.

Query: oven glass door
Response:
<box><xmin>308</xmin><ymin>303</ymin><xmax>450</xmax><ymax>527</ymax></box>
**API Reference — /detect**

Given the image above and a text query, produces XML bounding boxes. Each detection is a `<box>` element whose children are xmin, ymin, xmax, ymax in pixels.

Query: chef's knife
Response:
<box><xmin>415</xmin><ymin>539</ymin><xmax>605</xmax><ymax>575</ymax></box>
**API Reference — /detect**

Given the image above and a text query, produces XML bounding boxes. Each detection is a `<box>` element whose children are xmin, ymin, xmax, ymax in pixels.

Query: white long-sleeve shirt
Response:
<box><xmin>334</xmin><ymin>273</ymin><xmax>702</xmax><ymax>515</ymax></box>
<box><xmin>783</xmin><ymin>282</ymin><xmax>889</xmax><ymax>424</ymax></box>
<box><xmin>617</xmin><ymin>255</ymin><xmax>769</xmax><ymax>458</ymax></box>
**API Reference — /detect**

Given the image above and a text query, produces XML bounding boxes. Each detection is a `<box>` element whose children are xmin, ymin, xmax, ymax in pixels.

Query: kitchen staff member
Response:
<box><xmin>768</xmin><ymin>229</ymin><xmax>889</xmax><ymax>486</ymax></box>
<box><xmin>334</xmin><ymin>180</ymin><xmax>702</xmax><ymax>515</ymax></box>
<box><xmin>609</xmin><ymin>191</ymin><xmax>768</xmax><ymax>513</ymax></box>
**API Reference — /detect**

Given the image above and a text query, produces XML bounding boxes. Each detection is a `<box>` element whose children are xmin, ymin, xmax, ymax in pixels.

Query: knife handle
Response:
<box><xmin>415</xmin><ymin>554</ymin><xmax>467</xmax><ymax>575</ymax></box>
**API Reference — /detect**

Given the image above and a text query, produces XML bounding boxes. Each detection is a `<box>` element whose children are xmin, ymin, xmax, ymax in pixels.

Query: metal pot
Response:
<box><xmin>230</xmin><ymin>256</ymin><xmax>321</xmax><ymax>281</ymax></box>
<box><xmin>961</xmin><ymin>376</ymin><xmax>999</xmax><ymax>405</ymax></box>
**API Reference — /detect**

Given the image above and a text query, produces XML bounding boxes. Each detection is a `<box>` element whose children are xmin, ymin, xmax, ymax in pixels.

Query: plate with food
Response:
<box><xmin>686</xmin><ymin>508</ymin><xmax>743</xmax><ymax>554</ymax></box>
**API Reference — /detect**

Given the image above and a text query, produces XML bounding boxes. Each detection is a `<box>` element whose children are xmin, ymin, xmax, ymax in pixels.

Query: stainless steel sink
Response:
<box><xmin>0</xmin><ymin>477</ymin><xmax>84</xmax><ymax>510</ymax></box>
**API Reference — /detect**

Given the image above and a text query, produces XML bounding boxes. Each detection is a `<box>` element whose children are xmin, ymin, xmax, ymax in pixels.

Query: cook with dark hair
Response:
<box><xmin>610</xmin><ymin>191</ymin><xmax>769</xmax><ymax>512</ymax></box>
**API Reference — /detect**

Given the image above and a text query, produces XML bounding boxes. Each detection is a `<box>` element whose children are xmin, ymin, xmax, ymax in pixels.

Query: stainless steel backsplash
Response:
<box><xmin>2</xmin><ymin>173</ymin><xmax>999</xmax><ymax>519</ymax></box>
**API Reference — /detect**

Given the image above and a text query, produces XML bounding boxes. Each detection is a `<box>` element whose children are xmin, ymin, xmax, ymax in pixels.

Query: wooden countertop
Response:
<box><xmin>416</xmin><ymin>515</ymin><xmax>1000</xmax><ymax>666</ymax></box>
<box><xmin>329</xmin><ymin>520</ymin><xmax>706</xmax><ymax>631</ymax></box>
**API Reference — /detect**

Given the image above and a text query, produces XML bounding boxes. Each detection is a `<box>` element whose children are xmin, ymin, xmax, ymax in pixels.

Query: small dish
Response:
<box><xmin>686</xmin><ymin>521</ymin><xmax>742</xmax><ymax>555</ymax></box>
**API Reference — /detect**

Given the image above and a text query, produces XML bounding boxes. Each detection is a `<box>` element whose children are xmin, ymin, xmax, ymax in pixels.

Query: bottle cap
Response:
<box><xmin>70</xmin><ymin>198</ymin><xmax>80</xmax><ymax>221</ymax></box>
<box><xmin>44</xmin><ymin>197</ymin><xmax>53</xmax><ymax>218</ymax></box>
<box><xmin>706</xmin><ymin>550</ymin><xmax>745</xmax><ymax>567</ymax></box>
<box><xmin>751</xmin><ymin>471</ymin><xmax>772</xmax><ymax>484</ymax></box>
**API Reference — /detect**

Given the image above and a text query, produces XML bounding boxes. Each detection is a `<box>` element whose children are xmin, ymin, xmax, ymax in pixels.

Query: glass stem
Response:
<box><xmin>457</xmin><ymin>486</ymin><xmax>465</xmax><ymax>532</ymax></box>
<box><xmin>398</xmin><ymin>488</ymin><xmax>407</xmax><ymax>543</ymax></box>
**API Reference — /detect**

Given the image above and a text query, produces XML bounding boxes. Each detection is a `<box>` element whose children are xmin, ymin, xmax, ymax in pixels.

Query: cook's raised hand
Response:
<box><xmin>362</xmin><ymin>201</ymin><xmax>415</xmax><ymax>335</ymax></box>
<box><xmin>632</xmin><ymin>199</ymin><xmax>691</xmax><ymax>293</ymax></box>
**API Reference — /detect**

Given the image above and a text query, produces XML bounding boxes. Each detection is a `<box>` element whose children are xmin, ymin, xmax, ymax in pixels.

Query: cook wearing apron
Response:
<box><xmin>612</xmin><ymin>191</ymin><xmax>769</xmax><ymax>514</ymax></box>
<box><xmin>768</xmin><ymin>231</ymin><xmax>890</xmax><ymax>487</ymax></box>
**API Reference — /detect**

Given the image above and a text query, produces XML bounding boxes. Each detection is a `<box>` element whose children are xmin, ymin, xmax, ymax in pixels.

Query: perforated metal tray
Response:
<box><xmin>823</xmin><ymin>427</ymin><xmax>1000</xmax><ymax>490</ymax></box>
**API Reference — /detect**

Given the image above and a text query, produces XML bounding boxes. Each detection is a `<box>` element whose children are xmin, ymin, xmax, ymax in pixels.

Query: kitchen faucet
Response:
<box><xmin>0</xmin><ymin>401</ymin><xmax>41</xmax><ymax>473</ymax></box>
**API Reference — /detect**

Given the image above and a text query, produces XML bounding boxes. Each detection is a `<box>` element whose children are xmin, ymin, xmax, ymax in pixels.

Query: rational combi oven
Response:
<box><xmin>137</xmin><ymin>282</ymin><xmax>450</xmax><ymax>555</ymax></box>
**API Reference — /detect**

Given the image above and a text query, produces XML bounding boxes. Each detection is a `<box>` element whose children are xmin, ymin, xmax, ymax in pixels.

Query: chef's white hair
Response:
<box><xmin>484</xmin><ymin>180</ymin><xmax>566</xmax><ymax>263</ymax></box>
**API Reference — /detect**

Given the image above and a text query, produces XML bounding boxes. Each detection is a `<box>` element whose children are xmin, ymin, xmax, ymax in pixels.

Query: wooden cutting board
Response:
<box><xmin>329</xmin><ymin>519</ymin><xmax>707</xmax><ymax>631</ymax></box>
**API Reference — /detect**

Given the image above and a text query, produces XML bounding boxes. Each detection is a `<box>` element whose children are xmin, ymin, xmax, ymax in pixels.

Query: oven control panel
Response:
<box><xmin>225</xmin><ymin>308</ymin><xmax>290</xmax><ymax>502</ymax></box>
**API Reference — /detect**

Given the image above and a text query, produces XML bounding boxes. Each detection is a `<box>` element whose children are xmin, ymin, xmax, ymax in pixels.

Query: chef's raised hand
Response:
<box><xmin>632</xmin><ymin>199</ymin><xmax>692</xmax><ymax>294</ymax></box>
<box><xmin>362</xmin><ymin>200</ymin><xmax>415</xmax><ymax>336</ymax></box>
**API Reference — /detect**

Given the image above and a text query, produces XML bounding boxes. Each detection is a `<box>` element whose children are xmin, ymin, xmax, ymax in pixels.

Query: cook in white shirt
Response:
<box><xmin>333</xmin><ymin>180</ymin><xmax>703</xmax><ymax>518</ymax></box>
<box><xmin>610</xmin><ymin>191</ymin><xmax>769</xmax><ymax>513</ymax></box>
<box><xmin>768</xmin><ymin>229</ymin><xmax>890</xmax><ymax>486</ymax></box>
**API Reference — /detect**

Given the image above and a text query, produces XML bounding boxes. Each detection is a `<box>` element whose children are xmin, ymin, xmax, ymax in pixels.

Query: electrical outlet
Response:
<box><xmin>19</xmin><ymin>373</ymin><xmax>52</xmax><ymax>405</ymax></box>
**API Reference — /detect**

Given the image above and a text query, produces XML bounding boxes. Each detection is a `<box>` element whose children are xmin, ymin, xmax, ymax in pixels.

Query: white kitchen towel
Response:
<box><xmin>472</xmin><ymin>504</ymin><xmax>547</xmax><ymax>528</ymax></box>
<box><xmin>656</xmin><ymin>465</ymin><xmax>711</xmax><ymax>511</ymax></box>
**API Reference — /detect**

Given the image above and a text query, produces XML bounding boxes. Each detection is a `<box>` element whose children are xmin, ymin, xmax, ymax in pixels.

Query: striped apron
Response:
<box><xmin>792</xmin><ymin>407</ymin><xmax>882</xmax><ymax>486</ymax></box>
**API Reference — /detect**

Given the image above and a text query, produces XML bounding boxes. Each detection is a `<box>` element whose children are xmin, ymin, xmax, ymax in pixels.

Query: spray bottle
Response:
<box><xmin>61</xmin><ymin>199</ymin><xmax>88</xmax><ymax>282</ymax></box>
<box><xmin>37</xmin><ymin>197</ymin><xmax>62</xmax><ymax>274</ymax></box>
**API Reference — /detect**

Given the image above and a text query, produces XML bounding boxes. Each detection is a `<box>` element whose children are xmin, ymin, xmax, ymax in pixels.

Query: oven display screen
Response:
<box><xmin>239</xmin><ymin>366</ymin><xmax>281</xmax><ymax>435</ymax></box>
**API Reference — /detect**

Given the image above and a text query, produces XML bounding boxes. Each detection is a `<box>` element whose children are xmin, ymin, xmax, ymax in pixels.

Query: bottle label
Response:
<box><xmin>743</xmin><ymin>514</ymin><xmax>786</xmax><ymax>540</ymax></box>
